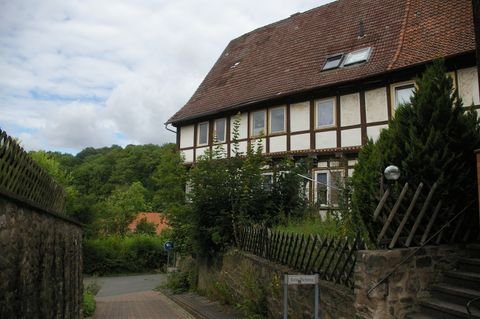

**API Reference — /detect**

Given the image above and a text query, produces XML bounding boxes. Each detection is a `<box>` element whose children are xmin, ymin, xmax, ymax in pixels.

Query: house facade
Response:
<box><xmin>167</xmin><ymin>0</ymin><xmax>480</xmax><ymax>206</ymax></box>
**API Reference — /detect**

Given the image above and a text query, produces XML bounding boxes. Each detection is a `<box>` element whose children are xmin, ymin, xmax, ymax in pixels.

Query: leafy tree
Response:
<box><xmin>29</xmin><ymin>150</ymin><xmax>79</xmax><ymax>216</ymax></box>
<box><xmin>352</xmin><ymin>61</ymin><xmax>480</xmax><ymax>240</ymax></box>
<box><xmin>151</xmin><ymin>144</ymin><xmax>187</xmax><ymax>211</ymax></box>
<box><xmin>135</xmin><ymin>218</ymin><xmax>157</xmax><ymax>235</ymax></box>
<box><xmin>96</xmin><ymin>182</ymin><xmax>151</xmax><ymax>236</ymax></box>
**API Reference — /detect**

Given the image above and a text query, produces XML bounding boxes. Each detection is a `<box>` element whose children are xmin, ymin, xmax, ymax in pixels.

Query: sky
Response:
<box><xmin>0</xmin><ymin>0</ymin><xmax>333</xmax><ymax>154</ymax></box>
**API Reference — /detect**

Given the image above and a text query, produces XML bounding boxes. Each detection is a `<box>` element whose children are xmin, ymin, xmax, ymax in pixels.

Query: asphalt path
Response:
<box><xmin>85</xmin><ymin>274</ymin><xmax>194</xmax><ymax>319</ymax></box>
<box><xmin>85</xmin><ymin>273</ymin><xmax>167</xmax><ymax>297</ymax></box>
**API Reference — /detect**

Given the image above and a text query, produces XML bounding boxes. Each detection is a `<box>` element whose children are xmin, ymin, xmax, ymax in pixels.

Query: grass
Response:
<box><xmin>274</xmin><ymin>214</ymin><xmax>344</xmax><ymax>237</ymax></box>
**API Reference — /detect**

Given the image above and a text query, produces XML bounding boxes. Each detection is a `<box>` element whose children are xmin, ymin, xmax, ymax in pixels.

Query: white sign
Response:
<box><xmin>286</xmin><ymin>274</ymin><xmax>318</xmax><ymax>285</ymax></box>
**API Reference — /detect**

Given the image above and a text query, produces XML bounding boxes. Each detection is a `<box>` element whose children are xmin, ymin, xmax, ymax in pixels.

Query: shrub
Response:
<box><xmin>83</xmin><ymin>233</ymin><xmax>171</xmax><ymax>275</ymax></box>
<box><xmin>83</xmin><ymin>291</ymin><xmax>95</xmax><ymax>317</ymax></box>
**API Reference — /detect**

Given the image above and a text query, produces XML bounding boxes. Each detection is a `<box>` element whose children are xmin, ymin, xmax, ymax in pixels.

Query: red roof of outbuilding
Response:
<box><xmin>128</xmin><ymin>212</ymin><xmax>169</xmax><ymax>235</ymax></box>
<box><xmin>168</xmin><ymin>0</ymin><xmax>474</xmax><ymax>125</ymax></box>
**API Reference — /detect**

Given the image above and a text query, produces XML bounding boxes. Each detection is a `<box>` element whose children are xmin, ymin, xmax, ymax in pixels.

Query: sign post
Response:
<box><xmin>283</xmin><ymin>273</ymin><xmax>320</xmax><ymax>319</ymax></box>
<box><xmin>163</xmin><ymin>240</ymin><xmax>174</xmax><ymax>268</ymax></box>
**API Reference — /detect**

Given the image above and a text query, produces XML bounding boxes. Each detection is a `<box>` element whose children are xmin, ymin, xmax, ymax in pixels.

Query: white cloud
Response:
<box><xmin>0</xmin><ymin>0</ymin><xmax>332</xmax><ymax>153</ymax></box>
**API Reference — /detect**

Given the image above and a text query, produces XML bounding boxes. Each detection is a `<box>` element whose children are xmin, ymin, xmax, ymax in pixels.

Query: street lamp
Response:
<box><xmin>384</xmin><ymin>165</ymin><xmax>400</xmax><ymax>181</ymax></box>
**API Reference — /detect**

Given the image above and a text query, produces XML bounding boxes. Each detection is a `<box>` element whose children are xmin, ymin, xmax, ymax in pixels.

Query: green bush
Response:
<box><xmin>83</xmin><ymin>233</ymin><xmax>171</xmax><ymax>275</ymax></box>
<box><xmin>83</xmin><ymin>291</ymin><xmax>96</xmax><ymax>317</ymax></box>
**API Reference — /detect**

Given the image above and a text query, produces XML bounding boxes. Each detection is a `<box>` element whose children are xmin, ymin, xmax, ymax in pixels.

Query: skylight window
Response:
<box><xmin>343</xmin><ymin>47</ymin><xmax>371</xmax><ymax>66</ymax></box>
<box><xmin>322</xmin><ymin>54</ymin><xmax>344</xmax><ymax>71</ymax></box>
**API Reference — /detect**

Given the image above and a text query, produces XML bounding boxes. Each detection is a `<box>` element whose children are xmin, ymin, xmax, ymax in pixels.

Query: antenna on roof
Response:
<box><xmin>358</xmin><ymin>19</ymin><xmax>365</xmax><ymax>38</ymax></box>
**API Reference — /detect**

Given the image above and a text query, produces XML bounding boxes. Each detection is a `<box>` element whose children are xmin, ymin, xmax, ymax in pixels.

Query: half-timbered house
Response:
<box><xmin>167</xmin><ymin>0</ymin><xmax>479</xmax><ymax>207</ymax></box>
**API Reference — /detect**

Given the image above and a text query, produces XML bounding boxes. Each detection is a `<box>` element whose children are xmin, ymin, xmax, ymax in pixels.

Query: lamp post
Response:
<box><xmin>384</xmin><ymin>165</ymin><xmax>400</xmax><ymax>182</ymax></box>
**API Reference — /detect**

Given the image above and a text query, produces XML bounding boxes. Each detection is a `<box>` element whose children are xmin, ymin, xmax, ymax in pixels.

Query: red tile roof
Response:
<box><xmin>128</xmin><ymin>212</ymin><xmax>169</xmax><ymax>235</ymax></box>
<box><xmin>168</xmin><ymin>0</ymin><xmax>474</xmax><ymax>124</ymax></box>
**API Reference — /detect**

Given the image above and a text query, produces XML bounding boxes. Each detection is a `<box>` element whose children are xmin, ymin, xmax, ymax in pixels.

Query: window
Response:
<box><xmin>270</xmin><ymin>107</ymin><xmax>286</xmax><ymax>134</ymax></box>
<box><xmin>251</xmin><ymin>110</ymin><xmax>266</xmax><ymax>137</ymax></box>
<box><xmin>322</xmin><ymin>54</ymin><xmax>344</xmax><ymax>71</ymax></box>
<box><xmin>343</xmin><ymin>47</ymin><xmax>371</xmax><ymax>66</ymax></box>
<box><xmin>314</xmin><ymin>170</ymin><xmax>342</xmax><ymax>206</ymax></box>
<box><xmin>213</xmin><ymin>118</ymin><xmax>226</xmax><ymax>143</ymax></box>
<box><xmin>198</xmin><ymin>122</ymin><xmax>209</xmax><ymax>146</ymax></box>
<box><xmin>316</xmin><ymin>98</ymin><xmax>335</xmax><ymax>128</ymax></box>
<box><xmin>394</xmin><ymin>84</ymin><xmax>415</xmax><ymax>109</ymax></box>
<box><xmin>262</xmin><ymin>173</ymin><xmax>274</xmax><ymax>191</ymax></box>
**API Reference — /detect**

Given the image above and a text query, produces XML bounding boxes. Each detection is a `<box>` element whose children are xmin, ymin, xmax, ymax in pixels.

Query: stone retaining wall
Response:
<box><xmin>198</xmin><ymin>250</ymin><xmax>355</xmax><ymax>319</ymax></box>
<box><xmin>0</xmin><ymin>195</ymin><xmax>83</xmax><ymax>319</ymax></box>
<box><xmin>354</xmin><ymin>245</ymin><xmax>465</xmax><ymax>319</ymax></box>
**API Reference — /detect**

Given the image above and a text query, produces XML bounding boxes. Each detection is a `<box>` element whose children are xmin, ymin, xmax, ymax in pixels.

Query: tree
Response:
<box><xmin>352</xmin><ymin>61</ymin><xmax>480</xmax><ymax>240</ymax></box>
<box><xmin>96</xmin><ymin>182</ymin><xmax>151</xmax><ymax>236</ymax></box>
<box><xmin>29</xmin><ymin>150</ymin><xmax>79</xmax><ymax>216</ymax></box>
<box><xmin>135</xmin><ymin>218</ymin><xmax>157</xmax><ymax>235</ymax></box>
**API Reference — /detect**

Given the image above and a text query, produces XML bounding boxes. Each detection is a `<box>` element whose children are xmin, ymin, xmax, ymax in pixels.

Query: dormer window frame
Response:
<box><xmin>322</xmin><ymin>53</ymin><xmax>345</xmax><ymax>71</ymax></box>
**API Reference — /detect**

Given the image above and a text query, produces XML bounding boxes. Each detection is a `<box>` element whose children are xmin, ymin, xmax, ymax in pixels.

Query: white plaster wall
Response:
<box><xmin>180</xmin><ymin>125</ymin><xmax>194</xmax><ymax>148</ymax></box>
<box><xmin>365</xmin><ymin>87</ymin><xmax>388</xmax><ymax>123</ymax></box>
<box><xmin>317</xmin><ymin>162</ymin><xmax>328</xmax><ymax>168</ymax></box>
<box><xmin>230</xmin><ymin>113</ymin><xmax>248</xmax><ymax>139</ymax></box>
<box><xmin>195</xmin><ymin>147</ymin><xmax>208</xmax><ymax>160</ymax></box>
<box><xmin>457</xmin><ymin>67</ymin><xmax>480</xmax><ymax>106</ymax></box>
<box><xmin>315</xmin><ymin>131</ymin><xmax>337</xmax><ymax>149</ymax></box>
<box><xmin>348</xmin><ymin>168</ymin><xmax>355</xmax><ymax>177</ymax></box>
<box><xmin>269</xmin><ymin>135</ymin><xmax>287</xmax><ymax>153</ymax></box>
<box><xmin>340</xmin><ymin>93</ymin><xmax>360</xmax><ymax>126</ymax></box>
<box><xmin>367</xmin><ymin>124</ymin><xmax>388</xmax><ymax>142</ymax></box>
<box><xmin>230</xmin><ymin>141</ymin><xmax>248</xmax><ymax>156</ymax></box>
<box><xmin>341</xmin><ymin>128</ymin><xmax>361</xmax><ymax>147</ymax></box>
<box><xmin>290</xmin><ymin>133</ymin><xmax>310</xmax><ymax>151</ymax></box>
<box><xmin>181</xmin><ymin>149</ymin><xmax>194</xmax><ymax>163</ymax></box>
<box><xmin>290</xmin><ymin>101</ymin><xmax>310</xmax><ymax>132</ymax></box>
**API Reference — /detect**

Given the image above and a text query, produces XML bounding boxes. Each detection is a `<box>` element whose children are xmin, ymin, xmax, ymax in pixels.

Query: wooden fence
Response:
<box><xmin>373</xmin><ymin>181</ymin><xmax>478</xmax><ymax>249</ymax></box>
<box><xmin>0</xmin><ymin>128</ymin><xmax>66</xmax><ymax>214</ymax></box>
<box><xmin>237</xmin><ymin>226</ymin><xmax>365</xmax><ymax>289</ymax></box>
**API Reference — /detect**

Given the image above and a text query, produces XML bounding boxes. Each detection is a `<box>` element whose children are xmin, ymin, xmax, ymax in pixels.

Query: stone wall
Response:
<box><xmin>354</xmin><ymin>245</ymin><xmax>465</xmax><ymax>319</ymax></box>
<box><xmin>0</xmin><ymin>195</ymin><xmax>83</xmax><ymax>319</ymax></box>
<box><xmin>197</xmin><ymin>250</ymin><xmax>355</xmax><ymax>319</ymax></box>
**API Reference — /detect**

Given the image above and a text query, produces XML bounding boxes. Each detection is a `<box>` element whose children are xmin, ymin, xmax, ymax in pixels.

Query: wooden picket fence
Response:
<box><xmin>373</xmin><ymin>181</ymin><xmax>478</xmax><ymax>249</ymax></box>
<box><xmin>237</xmin><ymin>226</ymin><xmax>366</xmax><ymax>289</ymax></box>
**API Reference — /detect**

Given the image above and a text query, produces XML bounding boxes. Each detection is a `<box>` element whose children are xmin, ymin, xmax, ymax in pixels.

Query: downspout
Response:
<box><xmin>473</xmin><ymin>0</ymin><xmax>480</xmax><ymax>96</ymax></box>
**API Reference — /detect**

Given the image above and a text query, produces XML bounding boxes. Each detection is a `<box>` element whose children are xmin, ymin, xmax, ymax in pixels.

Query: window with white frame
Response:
<box><xmin>314</xmin><ymin>170</ymin><xmax>342</xmax><ymax>206</ymax></box>
<box><xmin>270</xmin><ymin>106</ymin><xmax>286</xmax><ymax>134</ymax></box>
<box><xmin>198</xmin><ymin>122</ymin><xmax>209</xmax><ymax>146</ymax></box>
<box><xmin>394</xmin><ymin>84</ymin><xmax>415</xmax><ymax>109</ymax></box>
<box><xmin>316</xmin><ymin>98</ymin><xmax>335</xmax><ymax>128</ymax></box>
<box><xmin>251</xmin><ymin>110</ymin><xmax>266</xmax><ymax>137</ymax></box>
<box><xmin>213</xmin><ymin>118</ymin><xmax>226</xmax><ymax>143</ymax></box>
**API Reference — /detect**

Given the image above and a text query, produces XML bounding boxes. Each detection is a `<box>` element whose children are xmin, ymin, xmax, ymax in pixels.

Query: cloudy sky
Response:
<box><xmin>0</xmin><ymin>0</ymin><xmax>333</xmax><ymax>154</ymax></box>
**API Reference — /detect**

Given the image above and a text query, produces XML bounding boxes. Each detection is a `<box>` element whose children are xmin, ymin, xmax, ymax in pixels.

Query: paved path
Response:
<box><xmin>87</xmin><ymin>274</ymin><xmax>194</xmax><ymax>319</ymax></box>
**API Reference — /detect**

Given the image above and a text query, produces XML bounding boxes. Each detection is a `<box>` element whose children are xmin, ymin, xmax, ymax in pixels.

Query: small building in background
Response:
<box><xmin>128</xmin><ymin>212</ymin><xmax>169</xmax><ymax>235</ymax></box>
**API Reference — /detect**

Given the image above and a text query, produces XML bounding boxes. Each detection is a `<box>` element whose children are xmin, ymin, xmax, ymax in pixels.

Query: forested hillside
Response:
<box><xmin>30</xmin><ymin>143</ymin><xmax>179</xmax><ymax>237</ymax></box>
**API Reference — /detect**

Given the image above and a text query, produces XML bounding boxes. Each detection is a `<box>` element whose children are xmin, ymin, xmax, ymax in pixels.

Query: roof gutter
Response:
<box><xmin>164</xmin><ymin>122</ymin><xmax>177</xmax><ymax>134</ymax></box>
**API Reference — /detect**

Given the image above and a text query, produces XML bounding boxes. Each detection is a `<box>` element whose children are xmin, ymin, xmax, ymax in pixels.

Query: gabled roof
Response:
<box><xmin>168</xmin><ymin>0</ymin><xmax>474</xmax><ymax>125</ymax></box>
